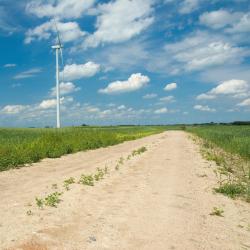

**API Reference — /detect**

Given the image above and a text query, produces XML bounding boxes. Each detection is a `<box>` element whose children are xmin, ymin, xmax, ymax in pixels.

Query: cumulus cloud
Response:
<box><xmin>164</xmin><ymin>31</ymin><xmax>248</xmax><ymax>72</ymax></box>
<box><xmin>237</xmin><ymin>98</ymin><xmax>250</xmax><ymax>107</ymax></box>
<box><xmin>196</xmin><ymin>79</ymin><xmax>249</xmax><ymax>100</ymax></box>
<box><xmin>39</xmin><ymin>99</ymin><xmax>57</xmax><ymax>109</ymax></box>
<box><xmin>83</xmin><ymin>0</ymin><xmax>154</xmax><ymax>48</ymax></box>
<box><xmin>0</xmin><ymin>105</ymin><xmax>28</xmax><ymax>114</ymax></box>
<box><xmin>200</xmin><ymin>10</ymin><xmax>250</xmax><ymax>34</ymax></box>
<box><xmin>164</xmin><ymin>82</ymin><xmax>177</xmax><ymax>91</ymax></box>
<box><xmin>179</xmin><ymin>0</ymin><xmax>199</xmax><ymax>14</ymax></box>
<box><xmin>199</xmin><ymin>10</ymin><xmax>241</xmax><ymax>29</ymax></box>
<box><xmin>25</xmin><ymin>20</ymin><xmax>85</xmax><ymax>44</ymax></box>
<box><xmin>39</xmin><ymin>96</ymin><xmax>73</xmax><ymax>109</ymax></box>
<box><xmin>26</xmin><ymin>0</ymin><xmax>95</xmax><ymax>20</ymax></box>
<box><xmin>227</xmin><ymin>13</ymin><xmax>250</xmax><ymax>33</ymax></box>
<box><xmin>210</xmin><ymin>79</ymin><xmax>248</xmax><ymax>95</ymax></box>
<box><xmin>143</xmin><ymin>93</ymin><xmax>157</xmax><ymax>99</ymax></box>
<box><xmin>159</xmin><ymin>96</ymin><xmax>175</xmax><ymax>103</ymax></box>
<box><xmin>117</xmin><ymin>105</ymin><xmax>126</xmax><ymax>110</ymax></box>
<box><xmin>13</xmin><ymin>68</ymin><xmax>42</xmax><ymax>79</ymax></box>
<box><xmin>196</xmin><ymin>93</ymin><xmax>216</xmax><ymax>100</ymax></box>
<box><xmin>61</xmin><ymin>62</ymin><xmax>100</xmax><ymax>81</ymax></box>
<box><xmin>50</xmin><ymin>82</ymin><xmax>80</xmax><ymax>96</ymax></box>
<box><xmin>99</xmin><ymin>73</ymin><xmax>150</xmax><ymax>94</ymax></box>
<box><xmin>194</xmin><ymin>105</ymin><xmax>216</xmax><ymax>112</ymax></box>
<box><xmin>154</xmin><ymin>107</ymin><xmax>168</xmax><ymax>114</ymax></box>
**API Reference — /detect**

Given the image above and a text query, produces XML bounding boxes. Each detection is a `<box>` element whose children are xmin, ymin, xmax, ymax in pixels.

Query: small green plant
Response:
<box><xmin>63</xmin><ymin>177</ymin><xmax>75</xmax><ymax>190</ymax></box>
<box><xmin>104</xmin><ymin>165</ymin><xmax>109</xmax><ymax>174</ymax></box>
<box><xmin>97</xmin><ymin>168</ymin><xmax>105</xmax><ymax>178</ymax></box>
<box><xmin>132</xmin><ymin>146</ymin><xmax>147</xmax><ymax>156</ymax></box>
<box><xmin>26</xmin><ymin>210</ymin><xmax>33</xmax><ymax>216</ymax></box>
<box><xmin>197</xmin><ymin>173</ymin><xmax>207</xmax><ymax>178</ymax></box>
<box><xmin>118</xmin><ymin>157</ymin><xmax>124</xmax><ymax>165</ymax></box>
<box><xmin>210</xmin><ymin>207</ymin><xmax>224</xmax><ymax>217</ymax></box>
<box><xmin>51</xmin><ymin>183</ymin><xmax>58</xmax><ymax>189</ymax></box>
<box><xmin>35</xmin><ymin>197</ymin><xmax>44</xmax><ymax>209</ymax></box>
<box><xmin>79</xmin><ymin>174</ymin><xmax>94</xmax><ymax>186</ymax></box>
<box><xmin>215</xmin><ymin>182</ymin><xmax>246</xmax><ymax>199</ymax></box>
<box><xmin>44</xmin><ymin>192</ymin><xmax>62</xmax><ymax>207</ymax></box>
<box><xmin>127</xmin><ymin>155</ymin><xmax>131</xmax><ymax>160</ymax></box>
<box><xmin>94</xmin><ymin>168</ymin><xmax>105</xmax><ymax>181</ymax></box>
<box><xmin>115</xmin><ymin>164</ymin><xmax>119</xmax><ymax>171</ymax></box>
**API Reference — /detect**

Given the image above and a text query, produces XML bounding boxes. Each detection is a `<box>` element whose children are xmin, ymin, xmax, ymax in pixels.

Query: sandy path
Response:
<box><xmin>0</xmin><ymin>131</ymin><xmax>249</xmax><ymax>250</ymax></box>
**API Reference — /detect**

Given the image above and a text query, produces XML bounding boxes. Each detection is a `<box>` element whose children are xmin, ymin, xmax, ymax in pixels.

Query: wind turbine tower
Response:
<box><xmin>52</xmin><ymin>22</ymin><xmax>63</xmax><ymax>129</ymax></box>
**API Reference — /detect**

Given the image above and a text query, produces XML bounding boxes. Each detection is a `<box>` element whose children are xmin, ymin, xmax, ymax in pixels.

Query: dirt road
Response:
<box><xmin>0</xmin><ymin>131</ymin><xmax>249</xmax><ymax>250</ymax></box>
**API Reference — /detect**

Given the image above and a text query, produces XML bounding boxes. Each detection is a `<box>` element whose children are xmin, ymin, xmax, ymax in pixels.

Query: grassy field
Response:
<box><xmin>0</xmin><ymin>126</ymin><xmax>169</xmax><ymax>171</ymax></box>
<box><xmin>187</xmin><ymin>125</ymin><xmax>250</xmax><ymax>160</ymax></box>
<box><xmin>187</xmin><ymin>125</ymin><xmax>250</xmax><ymax>202</ymax></box>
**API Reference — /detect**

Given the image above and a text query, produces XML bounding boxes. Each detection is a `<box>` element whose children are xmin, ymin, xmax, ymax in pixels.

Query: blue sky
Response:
<box><xmin>0</xmin><ymin>0</ymin><xmax>250</xmax><ymax>127</ymax></box>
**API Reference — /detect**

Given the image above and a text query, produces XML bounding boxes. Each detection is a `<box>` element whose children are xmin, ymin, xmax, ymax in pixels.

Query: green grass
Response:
<box><xmin>215</xmin><ymin>182</ymin><xmax>246</xmax><ymax>199</ymax></box>
<box><xmin>187</xmin><ymin>125</ymin><xmax>250</xmax><ymax>160</ymax></box>
<box><xmin>0</xmin><ymin>126</ymin><xmax>168</xmax><ymax>171</ymax></box>
<box><xmin>187</xmin><ymin>125</ymin><xmax>250</xmax><ymax>202</ymax></box>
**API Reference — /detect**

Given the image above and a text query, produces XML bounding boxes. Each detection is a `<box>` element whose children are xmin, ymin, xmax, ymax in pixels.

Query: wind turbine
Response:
<box><xmin>51</xmin><ymin>20</ymin><xmax>64</xmax><ymax>129</ymax></box>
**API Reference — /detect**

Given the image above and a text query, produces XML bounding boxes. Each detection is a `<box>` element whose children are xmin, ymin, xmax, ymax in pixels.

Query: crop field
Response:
<box><xmin>187</xmin><ymin>125</ymin><xmax>250</xmax><ymax>202</ymax></box>
<box><xmin>0</xmin><ymin>126</ymin><xmax>170</xmax><ymax>171</ymax></box>
<box><xmin>187</xmin><ymin>125</ymin><xmax>250</xmax><ymax>160</ymax></box>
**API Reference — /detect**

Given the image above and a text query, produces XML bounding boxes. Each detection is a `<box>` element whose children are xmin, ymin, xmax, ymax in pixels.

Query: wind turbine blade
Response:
<box><xmin>53</xmin><ymin>18</ymin><xmax>62</xmax><ymax>47</ymax></box>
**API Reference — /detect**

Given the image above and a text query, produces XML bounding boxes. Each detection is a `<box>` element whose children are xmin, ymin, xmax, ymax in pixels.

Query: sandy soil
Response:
<box><xmin>0</xmin><ymin>131</ymin><xmax>249</xmax><ymax>250</ymax></box>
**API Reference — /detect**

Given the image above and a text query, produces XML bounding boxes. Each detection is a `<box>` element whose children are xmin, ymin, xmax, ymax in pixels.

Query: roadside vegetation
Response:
<box><xmin>0</xmin><ymin>126</ymin><xmax>168</xmax><ymax>171</ymax></box>
<box><xmin>187</xmin><ymin>125</ymin><xmax>250</xmax><ymax>202</ymax></box>
<box><xmin>33</xmin><ymin>146</ymin><xmax>147</xmax><ymax>211</ymax></box>
<box><xmin>187</xmin><ymin>125</ymin><xmax>250</xmax><ymax>160</ymax></box>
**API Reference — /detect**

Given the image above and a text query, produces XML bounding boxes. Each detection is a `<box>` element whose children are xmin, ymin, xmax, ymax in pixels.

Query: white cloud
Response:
<box><xmin>194</xmin><ymin>105</ymin><xmax>216</xmax><ymax>112</ymax></box>
<box><xmin>99</xmin><ymin>73</ymin><xmax>150</xmax><ymax>94</ymax></box>
<box><xmin>164</xmin><ymin>82</ymin><xmax>177</xmax><ymax>91</ymax></box>
<box><xmin>200</xmin><ymin>10</ymin><xmax>250</xmax><ymax>34</ymax></box>
<box><xmin>0</xmin><ymin>6</ymin><xmax>19</xmax><ymax>34</ymax></box>
<box><xmin>83</xmin><ymin>0</ymin><xmax>154</xmax><ymax>48</ymax></box>
<box><xmin>199</xmin><ymin>10</ymin><xmax>241</xmax><ymax>29</ymax></box>
<box><xmin>50</xmin><ymin>82</ymin><xmax>80</xmax><ymax>96</ymax></box>
<box><xmin>117</xmin><ymin>105</ymin><xmax>126</xmax><ymax>110</ymax></box>
<box><xmin>26</xmin><ymin>0</ymin><xmax>95</xmax><ymax>20</ymax></box>
<box><xmin>25</xmin><ymin>20</ymin><xmax>85</xmax><ymax>44</ymax></box>
<box><xmin>39</xmin><ymin>99</ymin><xmax>57</xmax><ymax>109</ymax></box>
<box><xmin>143</xmin><ymin>93</ymin><xmax>157</xmax><ymax>99</ymax></box>
<box><xmin>179</xmin><ymin>0</ymin><xmax>199</xmax><ymax>14</ymax></box>
<box><xmin>196</xmin><ymin>79</ymin><xmax>250</xmax><ymax>101</ymax></box>
<box><xmin>227</xmin><ymin>13</ymin><xmax>250</xmax><ymax>33</ymax></box>
<box><xmin>196</xmin><ymin>93</ymin><xmax>216</xmax><ymax>100</ymax></box>
<box><xmin>13</xmin><ymin>68</ymin><xmax>42</xmax><ymax>79</ymax></box>
<box><xmin>159</xmin><ymin>96</ymin><xmax>175</xmax><ymax>103</ymax></box>
<box><xmin>164</xmin><ymin>31</ymin><xmax>248</xmax><ymax>72</ymax></box>
<box><xmin>61</xmin><ymin>62</ymin><xmax>100</xmax><ymax>81</ymax></box>
<box><xmin>4</xmin><ymin>64</ymin><xmax>16</xmax><ymax>68</ymax></box>
<box><xmin>39</xmin><ymin>96</ymin><xmax>73</xmax><ymax>109</ymax></box>
<box><xmin>237</xmin><ymin>98</ymin><xmax>250</xmax><ymax>107</ymax></box>
<box><xmin>0</xmin><ymin>105</ymin><xmax>27</xmax><ymax>114</ymax></box>
<box><xmin>210</xmin><ymin>79</ymin><xmax>248</xmax><ymax>95</ymax></box>
<box><xmin>154</xmin><ymin>107</ymin><xmax>168</xmax><ymax>114</ymax></box>
<box><xmin>85</xmin><ymin>106</ymin><xmax>100</xmax><ymax>113</ymax></box>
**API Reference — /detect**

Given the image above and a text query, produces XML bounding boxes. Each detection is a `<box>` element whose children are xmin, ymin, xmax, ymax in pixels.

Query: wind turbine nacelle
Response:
<box><xmin>52</xmin><ymin>45</ymin><xmax>63</xmax><ymax>49</ymax></box>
